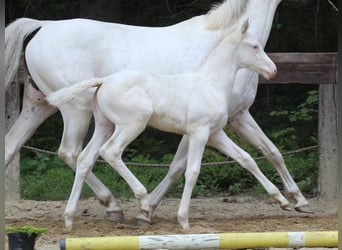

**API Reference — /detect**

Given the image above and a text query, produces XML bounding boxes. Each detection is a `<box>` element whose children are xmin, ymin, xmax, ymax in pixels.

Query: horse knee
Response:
<box><xmin>58</xmin><ymin>149</ymin><xmax>79</xmax><ymax>170</ymax></box>
<box><xmin>268</xmin><ymin>149</ymin><xmax>285</xmax><ymax>165</ymax></box>
<box><xmin>185</xmin><ymin>169</ymin><xmax>200</xmax><ymax>187</ymax></box>
<box><xmin>75</xmin><ymin>162</ymin><xmax>92</xmax><ymax>179</ymax></box>
<box><xmin>99</xmin><ymin>146</ymin><xmax>110</xmax><ymax>162</ymax></box>
<box><xmin>236</xmin><ymin>153</ymin><xmax>258</xmax><ymax>172</ymax></box>
<box><xmin>167</xmin><ymin>161</ymin><xmax>186</xmax><ymax>181</ymax></box>
<box><xmin>99</xmin><ymin>144</ymin><xmax>120</xmax><ymax>164</ymax></box>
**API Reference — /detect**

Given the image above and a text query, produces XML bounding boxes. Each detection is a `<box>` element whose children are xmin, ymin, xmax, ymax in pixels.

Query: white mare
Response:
<box><xmin>5</xmin><ymin>0</ymin><xmax>312</xmax><ymax>223</ymax></box>
<box><xmin>47</xmin><ymin>20</ymin><xmax>282</xmax><ymax>229</ymax></box>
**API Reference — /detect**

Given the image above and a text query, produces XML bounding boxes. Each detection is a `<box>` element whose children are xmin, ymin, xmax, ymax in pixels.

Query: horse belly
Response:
<box><xmin>148</xmin><ymin>114</ymin><xmax>186</xmax><ymax>135</ymax></box>
<box><xmin>147</xmin><ymin>92</ymin><xmax>188</xmax><ymax>134</ymax></box>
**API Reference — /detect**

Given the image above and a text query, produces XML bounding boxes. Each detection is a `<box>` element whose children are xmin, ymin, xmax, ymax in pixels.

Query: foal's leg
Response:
<box><xmin>208</xmin><ymin>129</ymin><xmax>291</xmax><ymax>210</ymax></box>
<box><xmin>99</xmin><ymin>122</ymin><xmax>151</xmax><ymax>225</ymax></box>
<box><xmin>148</xmin><ymin>135</ymin><xmax>189</xmax><ymax>218</ymax></box>
<box><xmin>228</xmin><ymin>110</ymin><xmax>313</xmax><ymax>213</ymax></box>
<box><xmin>57</xmin><ymin>105</ymin><xmax>123</xmax><ymax>219</ymax></box>
<box><xmin>5</xmin><ymin>82</ymin><xmax>57</xmax><ymax>167</ymax></box>
<box><xmin>178</xmin><ymin>129</ymin><xmax>209</xmax><ymax>229</ymax></box>
<box><xmin>63</xmin><ymin>106</ymin><xmax>122</xmax><ymax>230</ymax></box>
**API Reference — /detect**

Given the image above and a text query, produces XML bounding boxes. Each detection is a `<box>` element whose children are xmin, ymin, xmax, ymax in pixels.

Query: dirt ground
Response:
<box><xmin>5</xmin><ymin>194</ymin><xmax>338</xmax><ymax>250</ymax></box>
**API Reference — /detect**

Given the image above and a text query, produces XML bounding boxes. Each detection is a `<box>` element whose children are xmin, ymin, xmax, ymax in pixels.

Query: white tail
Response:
<box><xmin>46</xmin><ymin>78</ymin><xmax>103</xmax><ymax>106</ymax></box>
<box><xmin>5</xmin><ymin>18</ymin><xmax>44</xmax><ymax>88</ymax></box>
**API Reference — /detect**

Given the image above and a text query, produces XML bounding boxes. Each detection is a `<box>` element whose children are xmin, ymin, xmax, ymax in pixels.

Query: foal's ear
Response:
<box><xmin>241</xmin><ymin>18</ymin><xmax>249</xmax><ymax>34</ymax></box>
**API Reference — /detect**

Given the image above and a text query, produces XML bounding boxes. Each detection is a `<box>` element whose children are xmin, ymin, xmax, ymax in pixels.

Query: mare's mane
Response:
<box><xmin>205</xmin><ymin>0</ymin><xmax>248</xmax><ymax>30</ymax></box>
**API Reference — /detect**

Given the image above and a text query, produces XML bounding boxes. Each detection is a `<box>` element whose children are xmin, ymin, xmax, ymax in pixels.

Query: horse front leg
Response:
<box><xmin>5</xmin><ymin>82</ymin><xmax>57</xmax><ymax>167</ymax></box>
<box><xmin>208</xmin><ymin>129</ymin><xmax>292</xmax><ymax>211</ymax></box>
<box><xmin>178</xmin><ymin>130</ymin><xmax>209</xmax><ymax>229</ymax></box>
<box><xmin>228</xmin><ymin>110</ymin><xmax>313</xmax><ymax>213</ymax></box>
<box><xmin>58</xmin><ymin>106</ymin><xmax>123</xmax><ymax>221</ymax></box>
<box><xmin>148</xmin><ymin>135</ymin><xmax>189</xmax><ymax>218</ymax></box>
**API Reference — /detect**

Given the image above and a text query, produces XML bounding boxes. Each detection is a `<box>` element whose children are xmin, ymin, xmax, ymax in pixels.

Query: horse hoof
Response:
<box><xmin>280</xmin><ymin>203</ymin><xmax>293</xmax><ymax>211</ymax></box>
<box><xmin>106</xmin><ymin>210</ymin><xmax>125</xmax><ymax>222</ymax></box>
<box><xmin>63</xmin><ymin>226</ymin><xmax>72</xmax><ymax>234</ymax></box>
<box><xmin>295</xmin><ymin>204</ymin><xmax>314</xmax><ymax>214</ymax></box>
<box><xmin>136</xmin><ymin>214</ymin><xmax>152</xmax><ymax>227</ymax></box>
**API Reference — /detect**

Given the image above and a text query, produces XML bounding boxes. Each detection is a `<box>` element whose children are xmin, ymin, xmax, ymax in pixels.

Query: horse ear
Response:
<box><xmin>241</xmin><ymin>18</ymin><xmax>249</xmax><ymax>34</ymax></box>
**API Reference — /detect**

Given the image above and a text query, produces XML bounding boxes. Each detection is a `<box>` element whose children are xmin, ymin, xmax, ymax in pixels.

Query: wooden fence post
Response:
<box><xmin>318</xmin><ymin>84</ymin><xmax>338</xmax><ymax>199</ymax></box>
<box><xmin>260</xmin><ymin>53</ymin><xmax>337</xmax><ymax>199</ymax></box>
<box><xmin>5</xmin><ymin>77</ymin><xmax>21</xmax><ymax>200</ymax></box>
<box><xmin>5</xmin><ymin>56</ymin><xmax>27</xmax><ymax>200</ymax></box>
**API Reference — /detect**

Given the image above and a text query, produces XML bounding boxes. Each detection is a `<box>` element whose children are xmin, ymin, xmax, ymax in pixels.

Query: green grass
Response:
<box><xmin>20</xmin><ymin>148</ymin><xmax>318</xmax><ymax>201</ymax></box>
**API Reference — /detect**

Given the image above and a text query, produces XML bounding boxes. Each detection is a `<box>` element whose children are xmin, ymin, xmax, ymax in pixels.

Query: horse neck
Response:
<box><xmin>199</xmin><ymin>37</ymin><xmax>239</xmax><ymax>93</ymax></box>
<box><xmin>243</xmin><ymin>0</ymin><xmax>281</xmax><ymax>47</ymax></box>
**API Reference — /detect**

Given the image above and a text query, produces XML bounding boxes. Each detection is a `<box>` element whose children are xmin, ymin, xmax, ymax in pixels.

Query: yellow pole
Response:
<box><xmin>61</xmin><ymin>235</ymin><xmax>139</xmax><ymax>250</ymax></box>
<box><xmin>219</xmin><ymin>231</ymin><xmax>338</xmax><ymax>249</ymax></box>
<box><xmin>60</xmin><ymin>231</ymin><xmax>338</xmax><ymax>250</ymax></box>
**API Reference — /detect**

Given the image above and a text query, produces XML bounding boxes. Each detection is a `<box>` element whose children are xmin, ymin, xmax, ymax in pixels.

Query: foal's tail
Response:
<box><xmin>5</xmin><ymin>18</ymin><xmax>44</xmax><ymax>88</ymax></box>
<box><xmin>46</xmin><ymin>78</ymin><xmax>103</xmax><ymax>107</ymax></box>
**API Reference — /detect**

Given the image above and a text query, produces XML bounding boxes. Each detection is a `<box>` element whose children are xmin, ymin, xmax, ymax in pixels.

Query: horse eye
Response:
<box><xmin>252</xmin><ymin>44</ymin><xmax>259</xmax><ymax>50</ymax></box>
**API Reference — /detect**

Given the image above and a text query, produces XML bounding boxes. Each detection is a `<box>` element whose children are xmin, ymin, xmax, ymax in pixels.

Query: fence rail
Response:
<box><xmin>259</xmin><ymin>52</ymin><xmax>337</xmax><ymax>84</ymax></box>
<box><xmin>22</xmin><ymin>144</ymin><xmax>318</xmax><ymax>167</ymax></box>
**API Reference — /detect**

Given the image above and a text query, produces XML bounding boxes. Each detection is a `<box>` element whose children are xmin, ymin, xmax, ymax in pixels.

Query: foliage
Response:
<box><xmin>267</xmin><ymin>89</ymin><xmax>318</xmax><ymax>148</ymax></box>
<box><xmin>20</xmin><ymin>144</ymin><xmax>318</xmax><ymax>200</ymax></box>
<box><xmin>5</xmin><ymin>226</ymin><xmax>47</xmax><ymax>236</ymax></box>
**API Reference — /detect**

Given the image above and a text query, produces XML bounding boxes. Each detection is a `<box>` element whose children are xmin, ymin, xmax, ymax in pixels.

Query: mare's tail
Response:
<box><xmin>46</xmin><ymin>78</ymin><xmax>103</xmax><ymax>106</ymax></box>
<box><xmin>5</xmin><ymin>18</ymin><xmax>44</xmax><ymax>87</ymax></box>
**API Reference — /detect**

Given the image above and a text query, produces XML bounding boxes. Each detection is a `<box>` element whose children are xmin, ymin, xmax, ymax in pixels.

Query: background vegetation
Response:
<box><xmin>5</xmin><ymin>0</ymin><xmax>337</xmax><ymax>200</ymax></box>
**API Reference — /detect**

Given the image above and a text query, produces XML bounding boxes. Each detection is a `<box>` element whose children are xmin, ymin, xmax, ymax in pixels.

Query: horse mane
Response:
<box><xmin>205</xmin><ymin>0</ymin><xmax>248</xmax><ymax>30</ymax></box>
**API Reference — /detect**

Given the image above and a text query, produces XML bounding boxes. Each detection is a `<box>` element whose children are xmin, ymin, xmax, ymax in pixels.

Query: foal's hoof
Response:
<box><xmin>106</xmin><ymin>210</ymin><xmax>125</xmax><ymax>223</ymax></box>
<box><xmin>295</xmin><ymin>204</ymin><xmax>314</xmax><ymax>214</ymax></box>
<box><xmin>280</xmin><ymin>203</ymin><xmax>293</xmax><ymax>211</ymax></box>
<box><xmin>63</xmin><ymin>220</ymin><xmax>73</xmax><ymax>233</ymax></box>
<box><xmin>136</xmin><ymin>214</ymin><xmax>152</xmax><ymax>227</ymax></box>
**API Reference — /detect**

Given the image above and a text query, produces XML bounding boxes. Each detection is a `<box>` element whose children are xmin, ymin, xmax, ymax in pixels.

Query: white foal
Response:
<box><xmin>48</xmin><ymin>20</ymin><xmax>287</xmax><ymax>230</ymax></box>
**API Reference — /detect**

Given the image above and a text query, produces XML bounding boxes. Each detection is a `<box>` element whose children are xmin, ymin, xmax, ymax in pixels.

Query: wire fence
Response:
<box><xmin>22</xmin><ymin>144</ymin><xmax>318</xmax><ymax>168</ymax></box>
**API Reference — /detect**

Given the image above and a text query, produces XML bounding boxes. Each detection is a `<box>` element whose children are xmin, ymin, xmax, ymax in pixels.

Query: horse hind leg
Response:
<box><xmin>228</xmin><ymin>110</ymin><xmax>313</xmax><ymax>213</ymax></box>
<box><xmin>5</xmin><ymin>82</ymin><xmax>57</xmax><ymax>167</ymax></box>
<box><xmin>208</xmin><ymin>130</ymin><xmax>292</xmax><ymax>211</ymax></box>
<box><xmin>63</xmin><ymin>112</ymin><xmax>124</xmax><ymax>230</ymax></box>
<box><xmin>99</xmin><ymin>115</ymin><xmax>152</xmax><ymax>226</ymax></box>
<box><xmin>57</xmin><ymin>105</ymin><xmax>123</xmax><ymax>221</ymax></box>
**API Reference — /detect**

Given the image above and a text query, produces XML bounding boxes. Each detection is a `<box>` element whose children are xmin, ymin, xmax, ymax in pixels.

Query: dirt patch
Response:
<box><xmin>5</xmin><ymin>194</ymin><xmax>338</xmax><ymax>249</ymax></box>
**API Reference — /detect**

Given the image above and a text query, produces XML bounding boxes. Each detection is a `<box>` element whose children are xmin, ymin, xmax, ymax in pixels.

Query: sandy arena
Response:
<box><xmin>5</xmin><ymin>194</ymin><xmax>338</xmax><ymax>249</ymax></box>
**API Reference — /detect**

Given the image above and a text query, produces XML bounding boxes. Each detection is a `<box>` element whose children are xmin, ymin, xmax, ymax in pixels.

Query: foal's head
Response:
<box><xmin>232</xmin><ymin>19</ymin><xmax>277</xmax><ymax>80</ymax></box>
